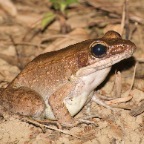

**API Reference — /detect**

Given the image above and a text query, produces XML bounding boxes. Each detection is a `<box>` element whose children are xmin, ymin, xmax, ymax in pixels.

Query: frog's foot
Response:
<box><xmin>22</xmin><ymin>117</ymin><xmax>80</xmax><ymax>138</ymax></box>
<box><xmin>22</xmin><ymin>117</ymin><xmax>63</xmax><ymax>130</ymax></box>
<box><xmin>21</xmin><ymin>117</ymin><xmax>47</xmax><ymax>132</ymax></box>
<box><xmin>24</xmin><ymin>116</ymin><xmax>99</xmax><ymax>129</ymax></box>
<box><xmin>26</xmin><ymin>117</ymin><xmax>80</xmax><ymax>129</ymax></box>
<box><xmin>36</xmin><ymin>119</ymin><xmax>62</xmax><ymax>129</ymax></box>
<box><xmin>93</xmin><ymin>92</ymin><xmax>133</xmax><ymax>110</ymax></box>
<box><xmin>92</xmin><ymin>93</ymin><xmax>113</xmax><ymax>110</ymax></box>
<box><xmin>78</xmin><ymin>114</ymin><xmax>102</xmax><ymax>127</ymax></box>
<box><xmin>62</xmin><ymin>114</ymin><xmax>102</xmax><ymax>128</ymax></box>
<box><xmin>60</xmin><ymin>118</ymin><xmax>98</xmax><ymax>128</ymax></box>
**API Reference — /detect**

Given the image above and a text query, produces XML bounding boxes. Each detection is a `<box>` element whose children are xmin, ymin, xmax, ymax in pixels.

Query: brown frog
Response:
<box><xmin>0</xmin><ymin>31</ymin><xmax>136</xmax><ymax>127</ymax></box>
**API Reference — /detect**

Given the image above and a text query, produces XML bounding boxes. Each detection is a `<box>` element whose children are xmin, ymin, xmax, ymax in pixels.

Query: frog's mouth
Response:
<box><xmin>76</xmin><ymin>49</ymin><xmax>134</xmax><ymax>77</ymax></box>
<box><xmin>93</xmin><ymin>49</ymin><xmax>134</xmax><ymax>71</ymax></box>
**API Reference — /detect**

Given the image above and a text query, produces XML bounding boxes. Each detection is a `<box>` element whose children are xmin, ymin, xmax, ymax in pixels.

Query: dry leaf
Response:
<box><xmin>134</xmin><ymin>79</ymin><xmax>144</xmax><ymax>91</ymax></box>
<box><xmin>113</xmin><ymin>71</ymin><xmax>122</xmax><ymax>98</ymax></box>
<box><xmin>0</xmin><ymin>59</ymin><xmax>20</xmax><ymax>82</ymax></box>
<box><xmin>16</xmin><ymin>13</ymin><xmax>42</xmax><ymax>28</ymax></box>
<box><xmin>104</xmin><ymin>24</ymin><xmax>122</xmax><ymax>35</ymax></box>
<box><xmin>0</xmin><ymin>0</ymin><xmax>17</xmax><ymax>16</ymax></box>
<box><xmin>106</xmin><ymin>90</ymin><xmax>133</xmax><ymax>105</ymax></box>
<box><xmin>43</xmin><ymin>28</ymin><xmax>90</xmax><ymax>53</ymax></box>
<box><xmin>131</xmin><ymin>89</ymin><xmax>144</xmax><ymax>103</ymax></box>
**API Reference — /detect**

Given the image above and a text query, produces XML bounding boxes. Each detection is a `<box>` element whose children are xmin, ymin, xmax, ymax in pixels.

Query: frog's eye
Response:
<box><xmin>91</xmin><ymin>44</ymin><xmax>107</xmax><ymax>58</ymax></box>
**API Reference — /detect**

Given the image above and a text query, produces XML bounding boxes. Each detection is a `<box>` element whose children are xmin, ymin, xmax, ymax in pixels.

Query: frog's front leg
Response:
<box><xmin>49</xmin><ymin>82</ymin><xmax>77</xmax><ymax>127</ymax></box>
<box><xmin>49</xmin><ymin>82</ymin><xmax>98</xmax><ymax>128</ymax></box>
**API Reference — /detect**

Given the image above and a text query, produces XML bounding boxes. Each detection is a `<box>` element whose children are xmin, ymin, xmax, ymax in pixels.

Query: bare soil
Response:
<box><xmin>0</xmin><ymin>0</ymin><xmax>143</xmax><ymax>143</ymax></box>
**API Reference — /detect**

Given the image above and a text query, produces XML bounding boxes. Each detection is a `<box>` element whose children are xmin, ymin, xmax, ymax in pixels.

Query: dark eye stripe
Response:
<box><xmin>91</xmin><ymin>44</ymin><xmax>107</xmax><ymax>58</ymax></box>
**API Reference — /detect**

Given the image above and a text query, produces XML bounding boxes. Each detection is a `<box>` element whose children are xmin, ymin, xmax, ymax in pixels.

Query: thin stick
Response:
<box><xmin>120</xmin><ymin>0</ymin><xmax>126</xmax><ymax>36</ymax></box>
<box><xmin>129</xmin><ymin>62</ymin><xmax>138</xmax><ymax>91</ymax></box>
<box><xmin>136</xmin><ymin>58</ymin><xmax>144</xmax><ymax>63</ymax></box>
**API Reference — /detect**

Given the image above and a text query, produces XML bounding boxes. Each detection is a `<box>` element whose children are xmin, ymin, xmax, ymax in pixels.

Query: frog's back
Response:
<box><xmin>9</xmin><ymin>40</ymin><xmax>93</xmax><ymax>98</ymax></box>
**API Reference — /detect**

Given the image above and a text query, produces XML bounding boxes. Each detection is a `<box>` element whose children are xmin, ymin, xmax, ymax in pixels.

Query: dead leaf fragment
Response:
<box><xmin>113</xmin><ymin>71</ymin><xmax>122</xmax><ymax>98</ymax></box>
<box><xmin>104</xmin><ymin>24</ymin><xmax>122</xmax><ymax>35</ymax></box>
<box><xmin>43</xmin><ymin>28</ymin><xmax>90</xmax><ymax>53</ymax></box>
<box><xmin>130</xmin><ymin>101</ymin><xmax>144</xmax><ymax>116</ymax></box>
<box><xmin>0</xmin><ymin>0</ymin><xmax>17</xmax><ymax>16</ymax></box>
<box><xmin>106</xmin><ymin>90</ymin><xmax>133</xmax><ymax>105</ymax></box>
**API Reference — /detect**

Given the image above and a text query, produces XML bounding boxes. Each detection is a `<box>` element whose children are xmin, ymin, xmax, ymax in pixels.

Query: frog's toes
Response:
<box><xmin>78</xmin><ymin>119</ymin><xmax>98</xmax><ymax>127</ymax></box>
<box><xmin>77</xmin><ymin>114</ymin><xmax>103</xmax><ymax>127</ymax></box>
<box><xmin>92</xmin><ymin>94</ymin><xmax>114</xmax><ymax>110</ymax></box>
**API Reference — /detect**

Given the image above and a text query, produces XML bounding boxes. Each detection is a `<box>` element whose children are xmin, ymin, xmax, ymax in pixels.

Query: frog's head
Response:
<box><xmin>76</xmin><ymin>31</ymin><xmax>136</xmax><ymax>76</ymax></box>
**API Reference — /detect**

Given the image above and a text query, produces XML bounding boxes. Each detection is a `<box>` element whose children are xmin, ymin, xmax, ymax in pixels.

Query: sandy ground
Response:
<box><xmin>0</xmin><ymin>0</ymin><xmax>143</xmax><ymax>143</ymax></box>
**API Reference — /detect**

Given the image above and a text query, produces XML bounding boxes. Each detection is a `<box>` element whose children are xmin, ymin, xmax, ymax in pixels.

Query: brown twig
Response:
<box><xmin>120</xmin><ymin>0</ymin><xmax>126</xmax><ymax>36</ymax></box>
<box><xmin>9</xmin><ymin>35</ymin><xmax>23</xmax><ymax>69</ymax></box>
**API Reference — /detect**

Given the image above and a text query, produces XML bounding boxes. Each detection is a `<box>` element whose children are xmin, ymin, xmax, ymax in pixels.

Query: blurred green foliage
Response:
<box><xmin>41</xmin><ymin>0</ymin><xmax>78</xmax><ymax>30</ymax></box>
<box><xmin>50</xmin><ymin>0</ymin><xmax>78</xmax><ymax>13</ymax></box>
<box><xmin>41</xmin><ymin>11</ymin><xmax>56</xmax><ymax>30</ymax></box>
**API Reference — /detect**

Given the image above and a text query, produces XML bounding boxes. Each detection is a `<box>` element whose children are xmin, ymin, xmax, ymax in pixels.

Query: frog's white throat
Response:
<box><xmin>78</xmin><ymin>66</ymin><xmax>111</xmax><ymax>91</ymax></box>
<box><xmin>64</xmin><ymin>66</ymin><xmax>111</xmax><ymax>116</ymax></box>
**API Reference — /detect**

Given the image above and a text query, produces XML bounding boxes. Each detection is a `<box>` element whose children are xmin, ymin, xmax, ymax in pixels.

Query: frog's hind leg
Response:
<box><xmin>0</xmin><ymin>87</ymin><xmax>46</xmax><ymax>119</ymax></box>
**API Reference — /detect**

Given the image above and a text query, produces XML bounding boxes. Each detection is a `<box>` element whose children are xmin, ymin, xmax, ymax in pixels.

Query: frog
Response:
<box><xmin>0</xmin><ymin>31</ymin><xmax>136</xmax><ymax>127</ymax></box>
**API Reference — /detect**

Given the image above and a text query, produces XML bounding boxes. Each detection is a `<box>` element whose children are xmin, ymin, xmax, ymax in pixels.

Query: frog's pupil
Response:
<box><xmin>91</xmin><ymin>44</ymin><xmax>107</xmax><ymax>57</ymax></box>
